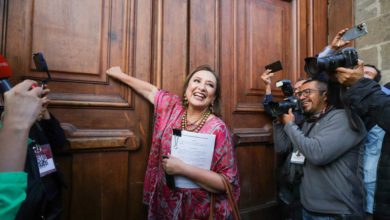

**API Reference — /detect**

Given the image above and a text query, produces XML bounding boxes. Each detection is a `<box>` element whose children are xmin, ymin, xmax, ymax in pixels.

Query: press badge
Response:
<box><xmin>32</xmin><ymin>142</ymin><xmax>57</xmax><ymax>177</ymax></box>
<box><xmin>290</xmin><ymin>150</ymin><xmax>305</xmax><ymax>164</ymax></box>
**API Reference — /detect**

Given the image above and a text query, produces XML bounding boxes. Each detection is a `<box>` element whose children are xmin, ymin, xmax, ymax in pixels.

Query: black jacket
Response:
<box><xmin>343</xmin><ymin>78</ymin><xmax>390</xmax><ymax>219</ymax></box>
<box><xmin>15</xmin><ymin>114</ymin><xmax>67</xmax><ymax>220</ymax></box>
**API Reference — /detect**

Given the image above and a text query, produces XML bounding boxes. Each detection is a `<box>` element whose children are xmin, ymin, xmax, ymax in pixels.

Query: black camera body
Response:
<box><xmin>304</xmin><ymin>47</ymin><xmax>359</xmax><ymax>79</ymax></box>
<box><xmin>268</xmin><ymin>80</ymin><xmax>302</xmax><ymax>117</ymax></box>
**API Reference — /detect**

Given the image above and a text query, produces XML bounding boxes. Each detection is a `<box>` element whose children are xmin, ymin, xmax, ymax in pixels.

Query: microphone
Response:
<box><xmin>0</xmin><ymin>55</ymin><xmax>13</xmax><ymax>93</ymax></box>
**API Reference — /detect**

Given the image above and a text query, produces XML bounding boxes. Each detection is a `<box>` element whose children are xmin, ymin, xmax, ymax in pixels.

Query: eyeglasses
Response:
<box><xmin>296</xmin><ymin>89</ymin><xmax>325</xmax><ymax>97</ymax></box>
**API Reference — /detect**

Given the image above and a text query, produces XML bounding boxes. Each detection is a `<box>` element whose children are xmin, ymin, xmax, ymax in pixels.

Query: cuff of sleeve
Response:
<box><xmin>318</xmin><ymin>46</ymin><xmax>336</xmax><ymax>58</ymax></box>
<box><xmin>264</xmin><ymin>94</ymin><xmax>273</xmax><ymax>102</ymax></box>
<box><xmin>283</xmin><ymin>121</ymin><xmax>297</xmax><ymax>133</ymax></box>
<box><xmin>0</xmin><ymin>172</ymin><xmax>27</xmax><ymax>184</ymax></box>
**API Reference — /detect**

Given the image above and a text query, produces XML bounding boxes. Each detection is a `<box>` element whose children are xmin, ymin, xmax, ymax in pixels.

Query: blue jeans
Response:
<box><xmin>302</xmin><ymin>209</ymin><xmax>337</xmax><ymax>220</ymax></box>
<box><xmin>302</xmin><ymin>209</ymin><xmax>363</xmax><ymax>220</ymax></box>
<box><xmin>363</xmin><ymin>125</ymin><xmax>385</xmax><ymax>213</ymax></box>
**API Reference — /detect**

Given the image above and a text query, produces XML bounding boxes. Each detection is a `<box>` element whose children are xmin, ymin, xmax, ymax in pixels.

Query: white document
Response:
<box><xmin>170</xmin><ymin>130</ymin><xmax>216</xmax><ymax>188</ymax></box>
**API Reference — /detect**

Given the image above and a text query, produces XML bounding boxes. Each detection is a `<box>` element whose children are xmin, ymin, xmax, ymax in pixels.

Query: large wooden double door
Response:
<box><xmin>1</xmin><ymin>0</ymin><xmax>347</xmax><ymax>219</ymax></box>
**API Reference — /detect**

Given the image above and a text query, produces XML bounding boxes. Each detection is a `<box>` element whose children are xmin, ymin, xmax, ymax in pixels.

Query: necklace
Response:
<box><xmin>181</xmin><ymin>109</ymin><xmax>211</xmax><ymax>133</ymax></box>
<box><xmin>186</xmin><ymin>113</ymin><xmax>203</xmax><ymax>126</ymax></box>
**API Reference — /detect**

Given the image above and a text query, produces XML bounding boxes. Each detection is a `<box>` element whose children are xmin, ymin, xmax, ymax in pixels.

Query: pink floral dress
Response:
<box><xmin>143</xmin><ymin>90</ymin><xmax>240</xmax><ymax>220</ymax></box>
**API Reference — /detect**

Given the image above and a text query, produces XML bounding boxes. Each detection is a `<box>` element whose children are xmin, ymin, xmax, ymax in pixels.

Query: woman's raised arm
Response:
<box><xmin>106</xmin><ymin>66</ymin><xmax>158</xmax><ymax>104</ymax></box>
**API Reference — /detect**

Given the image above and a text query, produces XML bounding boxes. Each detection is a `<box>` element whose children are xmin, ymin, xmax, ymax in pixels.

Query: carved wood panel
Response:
<box><xmin>234</xmin><ymin>0</ymin><xmax>293</xmax><ymax>113</ymax></box>
<box><xmin>7</xmin><ymin>0</ymin><xmax>134</xmax><ymax>108</ymax></box>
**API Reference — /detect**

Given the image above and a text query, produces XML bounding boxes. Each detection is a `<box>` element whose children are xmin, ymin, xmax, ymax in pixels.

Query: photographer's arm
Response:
<box><xmin>106</xmin><ymin>67</ymin><xmax>158</xmax><ymax>104</ymax></box>
<box><xmin>0</xmin><ymin>80</ymin><xmax>45</xmax><ymax>171</ymax></box>
<box><xmin>318</xmin><ymin>28</ymin><xmax>351</xmax><ymax>58</ymax></box>
<box><xmin>261</xmin><ymin>69</ymin><xmax>273</xmax><ymax>95</ymax></box>
<box><xmin>283</xmin><ymin>110</ymin><xmax>365</xmax><ymax>165</ymax></box>
<box><xmin>342</xmin><ymin>78</ymin><xmax>390</xmax><ymax>132</ymax></box>
<box><xmin>336</xmin><ymin>60</ymin><xmax>364</xmax><ymax>87</ymax></box>
<box><xmin>337</xmin><ymin>59</ymin><xmax>390</xmax><ymax>131</ymax></box>
<box><xmin>273</xmin><ymin>116</ymin><xmax>293</xmax><ymax>154</ymax></box>
<box><xmin>261</xmin><ymin>69</ymin><xmax>274</xmax><ymax>116</ymax></box>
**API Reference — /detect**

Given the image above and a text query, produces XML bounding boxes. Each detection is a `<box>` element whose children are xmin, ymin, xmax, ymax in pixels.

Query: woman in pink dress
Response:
<box><xmin>106</xmin><ymin>65</ymin><xmax>240</xmax><ymax>220</ymax></box>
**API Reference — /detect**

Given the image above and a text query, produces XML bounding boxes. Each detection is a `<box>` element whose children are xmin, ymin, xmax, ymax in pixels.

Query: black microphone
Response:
<box><xmin>0</xmin><ymin>55</ymin><xmax>13</xmax><ymax>93</ymax></box>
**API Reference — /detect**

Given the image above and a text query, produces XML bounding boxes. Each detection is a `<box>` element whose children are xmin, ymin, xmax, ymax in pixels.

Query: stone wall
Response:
<box><xmin>355</xmin><ymin>0</ymin><xmax>390</xmax><ymax>84</ymax></box>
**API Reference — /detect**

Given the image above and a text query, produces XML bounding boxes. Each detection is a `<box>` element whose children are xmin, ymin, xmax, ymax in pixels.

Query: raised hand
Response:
<box><xmin>3</xmin><ymin>80</ymin><xmax>45</xmax><ymax>129</ymax></box>
<box><xmin>106</xmin><ymin>66</ymin><xmax>126</xmax><ymax>79</ymax></box>
<box><xmin>336</xmin><ymin>60</ymin><xmax>364</xmax><ymax>86</ymax></box>
<box><xmin>330</xmin><ymin>28</ymin><xmax>351</xmax><ymax>50</ymax></box>
<box><xmin>261</xmin><ymin>69</ymin><xmax>274</xmax><ymax>85</ymax></box>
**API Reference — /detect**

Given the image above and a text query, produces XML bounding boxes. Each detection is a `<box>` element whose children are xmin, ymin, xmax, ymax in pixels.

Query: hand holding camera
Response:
<box><xmin>279</xmin><ymin>108</ymin><xmax>295</xmax><ymax>125</ymax></box>
<box><xmin>335</xmin><ymin>59</ymin><xmax>365</xmax><ymax>86</ymax></box>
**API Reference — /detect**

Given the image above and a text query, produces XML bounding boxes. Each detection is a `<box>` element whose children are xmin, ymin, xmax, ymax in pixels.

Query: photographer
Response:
<box><xmin>322</xmin><ymin>28</ymin><xmax>390</xmax><ymax>219</ymax></box>
<box><xmin>261</xmin><ymin>70</ymin><xmax>306</xmax><ymax>220</ymax></box>
<box><xmin>0</xmin><ymin>80</ymin><xmax>46</xmax><ymax>220</ymax></box>
<box><xmin>337</xmin><ymin>60</ymin><xmax>390</xmax><ymax>220</ymax></box>
<box><xmin>274</xmin><ymin>78</ymin><xmax>366</xmax><ymax>219</ymax></box>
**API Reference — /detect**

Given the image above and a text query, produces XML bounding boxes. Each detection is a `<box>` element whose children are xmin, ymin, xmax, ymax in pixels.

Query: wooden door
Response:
<box><xmin>1</xmin><ymin>0</ymin><xmax>334</xmax><ymax>219</ymax></box>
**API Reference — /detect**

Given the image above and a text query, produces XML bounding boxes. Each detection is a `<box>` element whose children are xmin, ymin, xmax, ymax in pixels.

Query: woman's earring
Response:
<box><xmin>183</xmin><ymin>95</ymin><xmax>188</xmax><ymax>108</ymax></box>
<box><xmin>209</xmin><ymin>102</ymin><xmax>214</xmax><ymax>113</ymax></box>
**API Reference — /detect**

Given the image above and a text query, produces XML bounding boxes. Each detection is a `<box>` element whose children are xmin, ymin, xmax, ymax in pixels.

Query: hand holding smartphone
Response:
<box><xmin>265</xmin><ymin>60</ymin><xmax>283</xmax><ymax>73</ymax></box>
<box><xmin>341</xmin><ymin>23</ymin><xmax>368</xmax><ymax>41</ymax></box>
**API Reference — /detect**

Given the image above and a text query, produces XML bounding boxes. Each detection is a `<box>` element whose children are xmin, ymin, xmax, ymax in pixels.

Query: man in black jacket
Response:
<box><xmin>336</xmin><ymin>60</ymin><xmax>390</xmax><ymax>220</ymax></box>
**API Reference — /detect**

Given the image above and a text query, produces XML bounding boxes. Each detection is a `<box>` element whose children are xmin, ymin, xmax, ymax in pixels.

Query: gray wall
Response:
<box><xmin>355</xmin><ymin>0</ymin><xmax>390</xmax><ymax>84</ymax></box>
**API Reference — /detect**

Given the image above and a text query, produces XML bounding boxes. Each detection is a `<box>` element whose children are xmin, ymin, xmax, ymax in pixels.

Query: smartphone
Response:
<box><xmin>33</xmin><ymin>52</ymin><xmax>51</xmax><ymax>85</ymax></box>
<box><xmin>342</xmin><ymin>23</ymin><xmax>368</xmax><ymax>41</ymax></box>
<box><xmin>265</xmin><ymin>60</ymin><xmax>283</xmax><ymax>73</ymax></box>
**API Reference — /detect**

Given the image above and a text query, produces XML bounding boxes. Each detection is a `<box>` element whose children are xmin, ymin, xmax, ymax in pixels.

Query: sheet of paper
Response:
<box><xmin>170</xmin><ymin>130</ymin><xmax>216</xmax><ymax>188</ymax></box>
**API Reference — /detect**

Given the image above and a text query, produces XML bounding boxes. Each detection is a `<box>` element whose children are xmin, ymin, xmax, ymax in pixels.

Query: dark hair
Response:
<box><xmin>296</xmin><ymin>77</ymin><xmax>307</xmax><ymax>82</ymax></box>
<box><xmin>302</xmin><ymin>79</ymin><xmax>328</xmax><ymax>92</ymax></box>
<box><xmin>182</xmin><ymin>64</ymin><xmax>221</xmax><ymax>115</ymax></box>
<box><xmin>364</xmin><ymin>64</ymin><xmax>382</xmax><ymax>82</ymax></box>
<box><xmin>304</xmin><ymin>74</ymin><xmax>347</xmax><ymax>109</ymax></box>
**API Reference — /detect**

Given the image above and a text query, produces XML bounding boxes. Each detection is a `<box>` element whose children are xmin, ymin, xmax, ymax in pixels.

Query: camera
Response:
<box><xmin>304</xmin><ymin>47</ymin><xmax>359</xmax><ymax>78</ymax></box>
<box><xmin>268</xmin><ymin>80</ymin><xmax>302</xmax><ymax>117</ymax></box>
